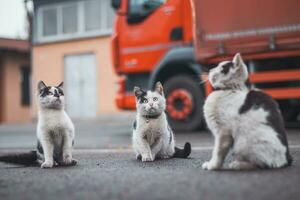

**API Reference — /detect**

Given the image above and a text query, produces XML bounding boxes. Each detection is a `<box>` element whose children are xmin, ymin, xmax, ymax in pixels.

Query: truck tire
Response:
<box><xmin>163</xmin><ymin>74</ymin><xmax>204</xmax><ymax>132</ymax></box>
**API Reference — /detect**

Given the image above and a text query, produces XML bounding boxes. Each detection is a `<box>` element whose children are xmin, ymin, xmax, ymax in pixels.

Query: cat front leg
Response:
<box><xmin>151</xmin><ymin>136</ymin><xmax>164</xmax><ymax>159</ymax></box>
<box><xmin>202</xmin><ymin>133</ymin><xmax>233</xmax><ymax>170</ymax></box>
<box><xmin>40</xmin><ymin>134</ymin><xmax>54</xmax><ymax>168</ymax></box>
<box><xmin>62</xmin><ymin>130</ymin><xmax>76</xmax><ymax>166</ymax></box>
<box><xmin>137</xmin><ymin>136</ymin><xmax>153</xmax><ymax>162</ymax></box>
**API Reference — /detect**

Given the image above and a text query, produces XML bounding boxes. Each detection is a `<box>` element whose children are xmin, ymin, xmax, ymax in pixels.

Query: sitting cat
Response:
<box><xmin>202</xmin><ymin>53</ymin><xmax>292</xmax><ymax>170</ymax></box>
<box><xmin>132</xmin><ymin>82</ymin><xmax>191</xmax><ymax>162</ymax></box>
<box><xmin>0</xmin><ymin>81</ymin><xmax>77</xmax><ymax>168</ymax></box>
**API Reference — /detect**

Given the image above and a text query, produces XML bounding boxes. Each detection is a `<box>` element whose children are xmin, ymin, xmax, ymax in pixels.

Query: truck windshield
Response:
<box><xmin>128</xmin><ymin>0</ymin><xmax>166</xmax><ymax>23</ymax></box>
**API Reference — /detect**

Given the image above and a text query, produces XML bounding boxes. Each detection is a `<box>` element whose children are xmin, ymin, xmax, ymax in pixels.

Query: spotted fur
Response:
<box><xmin>36</xmin><ymin>81</ymin><xmax>77</xmax><ymax>168</ymax></box>
<box><xmin>132</xmin><ymin>82</ymin><xmax>191</xmax><ymax>162</ymax></box>
<box><xmin>0</xmin><ymin>81</ymin><xmax>77</xmax><ymax>168</ymax></box>
<box><xmin>202</xmin><ymin>53</ymin><xmax>292</xmax><ymax>170</ymax></box>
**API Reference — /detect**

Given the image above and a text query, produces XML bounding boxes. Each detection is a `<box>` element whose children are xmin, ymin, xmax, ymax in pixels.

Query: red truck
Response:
<box><xmin>111</xmin><ymin>0</ymin><xmax>300</xmax><ymax>131</ymax></box>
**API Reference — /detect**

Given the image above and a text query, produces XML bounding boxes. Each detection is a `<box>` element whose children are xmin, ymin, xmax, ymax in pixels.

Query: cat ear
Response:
<box><xmin>155</xmin><ymin>82</ymin><xmax>164</xmax><ymax>95</ymax></box>
<box><xmin>38</xmin><ymin>81</ymin><xmax>46</xmax><ymax>91</ymax></box>
<box><xmin>134</xmin><ymin>86</ymin><xmax>144</xmax><ymax>97</ymax></box>
<box><xmin>233</xmin><ymin>53</ymin><xmax>244</xmax><ymax>67</ymax></box>
<box><xmin>57</xmin><ymin>82</ymin><xmax>64</xmax><ymax>90</ymax></box>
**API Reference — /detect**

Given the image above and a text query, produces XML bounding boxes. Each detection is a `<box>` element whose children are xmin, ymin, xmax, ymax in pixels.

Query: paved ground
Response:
<box><xmin>0</xmin><ymin>113</ymin><xmax>300</xmax><ymax>200</ymax></box>
<box><xmin>1</xmin><ymin>150</ymin><xmax>300</xmax><ymax>200</ymax></box>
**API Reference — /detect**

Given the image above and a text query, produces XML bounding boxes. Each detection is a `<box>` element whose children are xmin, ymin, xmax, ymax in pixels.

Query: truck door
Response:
<box><xmin>118</xmin><ymin>0</ymin><xmax>183</xmax><ymax>74</ymax></box>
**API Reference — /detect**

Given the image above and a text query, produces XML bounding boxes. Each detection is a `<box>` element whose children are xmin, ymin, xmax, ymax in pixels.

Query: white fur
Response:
<box><xmin>132</xmin><ymin>111</ymin><xmax>175</xmax><ymax>161</ymax></box>
<box><xmin>202</xmin><ymin>53</ymin><xmax>288</xmax><ymax>170</ymax></box>
<box><xmin>132</xmin><ymin>83</ymin><xmax>175</xmax><ymax>162</ymax></box>
<box><xmin>37</xmin><ymin>83</ymin><xmax>75</xmax><ymax>168</ymax></box>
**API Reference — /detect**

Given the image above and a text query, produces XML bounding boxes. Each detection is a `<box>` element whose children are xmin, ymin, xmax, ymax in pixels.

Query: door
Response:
<box><xmin>64</xmin><ymin>54</ymin><xmax>97</xmax><ymax>119</ymax></box>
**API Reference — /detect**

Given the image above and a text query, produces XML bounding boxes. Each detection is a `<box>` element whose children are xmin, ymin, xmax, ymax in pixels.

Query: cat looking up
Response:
<box><xmin>132</xmin><ymin>82</ymin><xmax>191</xmax><ymax>162</ymax></box>
<box><xmin>0</xmin><ymin>81</ymin><xmax>77</xmax><ymax>168</ymax></box>
<box><xmin>202</xmin><ymin>53</ymin><xmax>292</xmax><ymax>170</ymax></box>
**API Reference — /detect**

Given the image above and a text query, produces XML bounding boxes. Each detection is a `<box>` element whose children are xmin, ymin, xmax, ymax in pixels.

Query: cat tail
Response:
<box><xmin>173</xmin><ymin>142</ymin><xmax>191</xmax><ymax>158</ymax></box>
<box><xmin>286</xmin><ymin>151</ymin><xmax>293</xmax><ymax>166</ymax></box>
<box><xmin>0</xmin><ymin>151</ymin><xmax>37</xmax><ymax>166</ymax></box>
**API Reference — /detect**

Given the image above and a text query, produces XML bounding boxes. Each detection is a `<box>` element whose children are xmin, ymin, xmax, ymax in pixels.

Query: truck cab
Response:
<box><xmin>112</xmin><ymin>0</ymin><xmax>300</xmax><ymax>129</ymax></box>
<box><xmin>111</xmin><ymin>0</ymin><xmax>205</xmax><ymax>131</ymax></box>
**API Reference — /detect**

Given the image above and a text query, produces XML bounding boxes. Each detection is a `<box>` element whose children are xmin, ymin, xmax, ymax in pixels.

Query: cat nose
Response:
<box><xmin>149</xmin><ymin>103</ymin><xmax>153</xmax><ymax>107</ymax></box>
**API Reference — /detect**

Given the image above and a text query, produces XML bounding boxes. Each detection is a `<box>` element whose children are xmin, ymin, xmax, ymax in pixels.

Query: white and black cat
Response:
<box><xmin>132</xmin><ymin>82</ymin><xmax>191</xmax><ymax>162</ymax></box>
<box><xmin>202</xmin><ymin>53</ymin><xmax>292</xmax><ymax>170</ymax></box>
<box><xmin>0</xmin><ymin>81</ymin><xmax>77</xmax><ymax>168</ymax></box>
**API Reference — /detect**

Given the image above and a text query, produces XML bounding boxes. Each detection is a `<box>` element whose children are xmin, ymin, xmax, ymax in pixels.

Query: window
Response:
<box><xmin>128</xmin><ymin>0</ymin><xmax>165</xmax><ymax>23</ymax></box>
<box><xmin>62</xmin><ymin>5</ymin><xmax>78</xmax><ymax>34</ymax></box>
<box><xmin>37</xmin><ymin>0</ymin><xmax>115</xmax><ymax>42</ymax></box>
<box><xmin>42</xmin><ymin>8</ymin><xmax>57</xmax><ymax>36</ymax></box>
<box><xmin>84</xmin><ymin>0</ymin><xmax>101</xmax><ymax>31</ymax></box>
<box><xmin>20</xmin><ymin>67</ymin><xmax>31</xmax><ymax>106</ymax></box>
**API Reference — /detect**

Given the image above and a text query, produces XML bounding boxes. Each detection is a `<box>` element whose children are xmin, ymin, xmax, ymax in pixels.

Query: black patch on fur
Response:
<box><xmin>133</xmin><ymin>120</ymin><xmax>137</xmax><ymax>130</ymax></box>
<box><xmin>221</xmin><ymin>61</ymin><xmax>234</xmax><ymax>74</ymax></box>
<box><xmin>40</xmin><ymin>86</ymin><xmax>52</xmax><ymax>97</ymax></box>
<box><xmin>37</xmin><ymin>140</ymin><xmax>44</xmax><ymax>154</ymax></box>
<box><xmin>136</xmin><ymin>90</ymin><xmax>148</xmax><ymax>104</ymax></box>
<box><xmin>239</xmin><ymin>90</ymin><xmax>292</xmax><ymax>165</ymax></box>
<box><xmin>57</xmin><ymin>87</ymin><xmax>64</xmax><ymax>96</ymax></box>
<box><xmin>173</xmin><ymin>142</ymin><xmax>191</xmax><ymax>158</ymax></box>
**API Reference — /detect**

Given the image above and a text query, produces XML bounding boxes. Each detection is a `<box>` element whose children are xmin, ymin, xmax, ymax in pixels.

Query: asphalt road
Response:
<box><xmin>0</xmin><ymin>113</ymin><xmax>300</xmax><ymax>200</ymax></box>
<box><xmin>1</xmin><ymin>150</ymin><xmax>300</xmax><ymax>200</ymax></box>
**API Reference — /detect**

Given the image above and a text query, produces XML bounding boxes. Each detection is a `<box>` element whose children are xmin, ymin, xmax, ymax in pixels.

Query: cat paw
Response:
<box><xmin>142</xmin><ymin>154</ymin><xmax>154</xmax><ymax>162</ymax></box>
<box><xmin>202</xmin><ymin>161</ymin><xmax>220</xmax><ymax>170</ymax></box>
<box><xmin>63</xmin><ymin>155</ymin><xmax>74</xmax><ymax>165</ymax></box>
<box><xmin>63</xmin><ymin>153</ymin><xmax>73</xmax><ymax>165</ymax></box>
<box><xmin>157</xmin><ymin>154</ymin><xmax>169</xmax><ymax>159</ymax></box>
<box><xmin>228</xmin><ymin>161</ymin><xmax>240</xmax><ymax>169</ymax></box>
<box><xmin>70</xmin><ymin>159</ymin><xmax>78</xmax><ymax>166</ymax></box>
<box><xmin>41</xmin><ymin>161</ymin><xmax>54</xmax><ymax>168</ymax></box>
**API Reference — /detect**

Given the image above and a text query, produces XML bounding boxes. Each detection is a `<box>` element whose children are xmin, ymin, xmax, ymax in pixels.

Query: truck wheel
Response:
<box><xmin>163</xmin><ymin>74</ymin><xmax>204</xmax><ymax>132</ymax></box>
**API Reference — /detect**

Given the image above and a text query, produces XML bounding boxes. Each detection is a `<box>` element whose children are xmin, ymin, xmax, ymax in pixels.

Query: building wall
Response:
<box><xmin>0</xmin><ymin>52</ymin><xmax>31</xmax><ymax>123</ymax></box>
<box><xmin>32</xmin><ymin>36</ymin><xmax>118</xmax><ymax>118</ymax></box>
<box><xmin>0</xmin><ymin>55</ymin><xmax>3</xmax><ymax>122</ymax></box>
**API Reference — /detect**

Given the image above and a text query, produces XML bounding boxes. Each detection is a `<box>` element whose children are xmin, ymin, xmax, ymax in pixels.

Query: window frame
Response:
<box><xmin>127</xmin><ymin>0</ymin><xmax>165</xmax><ymax>24</ymax></box>
<box><xmin>37</xmin><ymin>0</ymin><xmax>113</xmax><ymax>43</ymax></box>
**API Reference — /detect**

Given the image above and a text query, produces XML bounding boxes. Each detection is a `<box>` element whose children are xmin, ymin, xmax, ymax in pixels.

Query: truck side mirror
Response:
<box><xmin>111</xmin><ymin>0</ymin><xmax>121</xmax><ymax>10</ymax></box>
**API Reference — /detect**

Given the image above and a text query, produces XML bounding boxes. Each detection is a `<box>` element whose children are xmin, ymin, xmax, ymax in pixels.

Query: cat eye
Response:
<box><xmin>142</xmin><ymin>99</ymin><xmax>148</xmax><ymax>103</ymax></box>
<box><xmin>153</xmin><ymin>97</ymin><xmax>158</xmax><ymax>101</ymax></box>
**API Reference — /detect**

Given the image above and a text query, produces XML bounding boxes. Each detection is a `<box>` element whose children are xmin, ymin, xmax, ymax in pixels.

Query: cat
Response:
<box><xmin>132</xmin><ymin>82</ymin><xmax>191</xmax><ymax>162</ymax></box>
<box><xmin>0</xmin><ymin>81</ymin><xmax>77</xmax><ymax>168</ymax></box>
<box><xmin>202</xmin><ymin>53</ymin><xmax>292</xmax><ymax>170</ymax></box>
